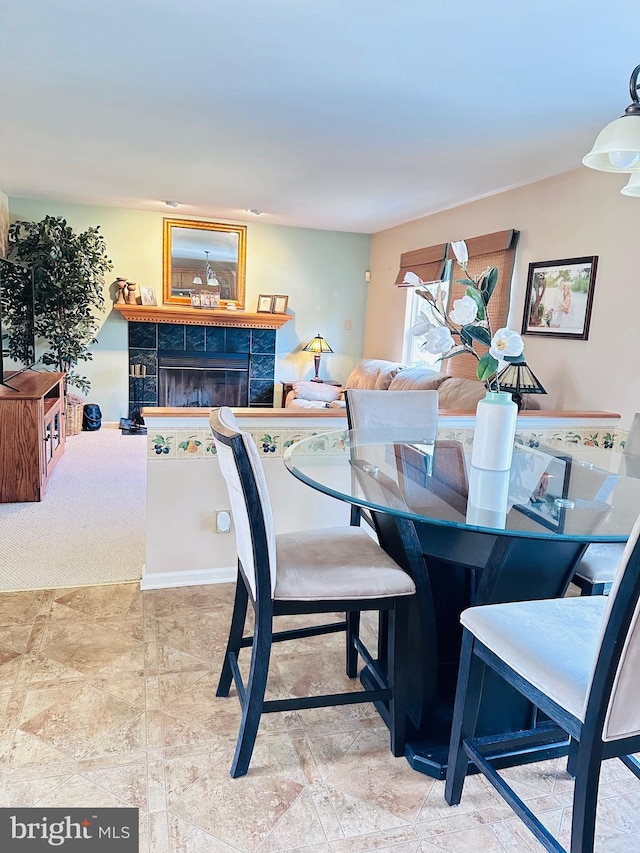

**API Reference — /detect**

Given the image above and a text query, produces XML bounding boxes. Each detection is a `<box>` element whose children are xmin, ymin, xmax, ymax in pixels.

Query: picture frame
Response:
<box><xmin>139</xmin><ymin>286</ymin><xmax>157</xmax><ymax>307</ymax></box>
<box><xmin>272</xmin><ymin>294</ymin><xmax>289</xmax><ymax>314</ymax></box>
<box><xmin>257</xmin><ymin>294</ymin><xmax>274</xmax><ymax>313</ymax></box>
<box><xmin>513</xmin><ymin>449</ymin><xmax>572</xmax><ymax>533</ymax></box>
<box><xmin>521</xmin><ymin>256</ymin><xmax>598</xmax><ymax>340</ymax></box>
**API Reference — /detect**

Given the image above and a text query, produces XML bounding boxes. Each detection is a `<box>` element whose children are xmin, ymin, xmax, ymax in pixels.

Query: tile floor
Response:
<box><xmin>0</xmin><ymin>581</ymin><xmax>638</xmax><ymax>852</ymax></box>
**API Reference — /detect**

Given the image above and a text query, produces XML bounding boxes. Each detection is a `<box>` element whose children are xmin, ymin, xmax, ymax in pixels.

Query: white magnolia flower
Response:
<box><xmin>449</xmin><ymin>294</ymin><xmax>477</xmax><ymax>326</ymax></box>
<box><xmin>450</xmin><ymin>240</ymin><xmax>469</xmax><ymax>268</ymax></box>
<box><xmin>489</xmin><ymin>328</ymin><xmax>524</xmax><ymax>360</ymax></box>
<box><xmin>410</xmin><ymin>312</ymin><xmax>434</xmax><ymax>336</ymax></box>
<box><xmin>423</xmin><ymin>326</ymin><xmax>454</xmax><ymax>355</ymax></box>
<box><xmin>402</xmin><ymin>271</ymin><xmax>423</xmax><ymax>287</ymax></box>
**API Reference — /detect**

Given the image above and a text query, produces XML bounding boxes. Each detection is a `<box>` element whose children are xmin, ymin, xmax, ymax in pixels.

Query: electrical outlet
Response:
<box><xmin>216</xmin><ymin>510</ymin><xmax>232</xmax><ymax>533</ymax></box>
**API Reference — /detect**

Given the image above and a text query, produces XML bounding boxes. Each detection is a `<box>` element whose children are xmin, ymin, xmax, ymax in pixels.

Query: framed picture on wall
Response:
<box><xmin>521</xmin><ymin>256</ymin><xmax>598</xmax><ymax>340</ymax></box>
<box><xmin>272</xmin><ymin>294</ymin><xmax>289</xmax><ymax>314</ymax></box>
<box><xmin>257</xmin><ymin>294</ymin><xmax>274</xmax><ymax>313</ymax></box>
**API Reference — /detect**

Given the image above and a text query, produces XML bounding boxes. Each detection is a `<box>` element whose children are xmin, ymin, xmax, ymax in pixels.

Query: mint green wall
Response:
<box><xmin>8</xmin><ymin>198</ymin><xmax>370</xmax><ymax>420</ymax></box>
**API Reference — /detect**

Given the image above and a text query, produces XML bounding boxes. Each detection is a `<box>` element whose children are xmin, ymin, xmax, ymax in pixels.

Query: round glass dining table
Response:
<box><xmin>284</xmin><ymin>428</ymin><xmax>640</xmax><ymax>778</ymax></box>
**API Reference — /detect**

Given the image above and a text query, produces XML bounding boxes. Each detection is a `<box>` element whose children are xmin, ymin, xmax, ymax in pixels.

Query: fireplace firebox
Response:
<box><xmin>158</xmin><ymin>351</ymin><xmax>249</xmax><ymax>407</ymax></box>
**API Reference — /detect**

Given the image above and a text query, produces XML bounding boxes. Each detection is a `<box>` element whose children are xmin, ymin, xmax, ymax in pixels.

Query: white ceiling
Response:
<box><xmin>0</xmin><ymin>1</ymin><xmax>637</xmax><ymax>233</ymax></box>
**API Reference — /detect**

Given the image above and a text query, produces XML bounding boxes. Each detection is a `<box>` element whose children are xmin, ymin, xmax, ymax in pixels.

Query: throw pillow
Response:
<box><xmin>293</xmin><ymin>381</ymin><xmax>342</xmax><ymax>403</ymax></box>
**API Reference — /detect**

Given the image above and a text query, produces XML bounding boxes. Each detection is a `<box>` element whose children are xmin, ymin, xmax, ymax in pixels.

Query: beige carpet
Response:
<box><xmin>0</xmin><ymin>424</ymin><xmax>146</xmax><ymax>591</ymax></box>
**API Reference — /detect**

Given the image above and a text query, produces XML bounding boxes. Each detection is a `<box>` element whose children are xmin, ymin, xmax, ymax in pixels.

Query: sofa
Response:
<box><xmin>284</xmin><ymin>359</ymin><xmax>539</xmax><ymax>411</ymax></box>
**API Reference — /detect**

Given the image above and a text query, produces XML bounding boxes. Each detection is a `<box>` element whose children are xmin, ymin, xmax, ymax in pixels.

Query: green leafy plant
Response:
<box><xmin>407</xmin><ymin>240</ymin><xmax>524</xmax><ymax>390</ymax></box>
<box><xmin>8</xmin><ymin>215</ymin><xmax>113</xmax><ymax>392</ymax></box>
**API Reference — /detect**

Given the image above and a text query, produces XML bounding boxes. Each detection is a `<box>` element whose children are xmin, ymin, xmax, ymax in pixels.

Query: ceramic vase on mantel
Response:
<box><xmin>471</xmin><ymin>390</ymin><xmax>518</xmax><ymax>471</ymax></box>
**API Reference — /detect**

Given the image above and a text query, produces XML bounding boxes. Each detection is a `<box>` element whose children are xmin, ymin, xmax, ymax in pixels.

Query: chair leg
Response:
<box><xmin>444</xmin><ymin>630</ymin><xmax>486</xmax><ymax>806</ymax></box>
<box><xmin>217</xmin><ymin>575</ymin><xmax>249</xmax><ymax>698</ymax></box>
<box><xmin>570</xmin><ymin>741</ymin><xmax>603</xmax><ymax>853</ymax></box>
<box><xmin>387</xmin><ymin>598</ymin><xmax>409</xmax><ymax>757</ymax></box>
<box><xmin>230</xmin><ymin>599</ymin><xmax>273</xmax><ymax>778</ymax></box>
<box><xmin>345</xmin><ymin>610</ymin><xmax>361</xmax><ymax>677</ymax></box>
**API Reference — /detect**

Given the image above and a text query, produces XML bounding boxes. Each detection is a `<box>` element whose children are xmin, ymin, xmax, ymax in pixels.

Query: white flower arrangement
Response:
<box><xmin>406</xmin><ymin>240</ymin><xmax>524</xmax><ymax>389</ymax></box>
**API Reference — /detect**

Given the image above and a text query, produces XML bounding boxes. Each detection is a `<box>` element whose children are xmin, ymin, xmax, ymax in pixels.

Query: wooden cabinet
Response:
<box><xmin>0</xmin><ymin>372</ymin><xmax>66</xmax><ymax>502</ymax></box>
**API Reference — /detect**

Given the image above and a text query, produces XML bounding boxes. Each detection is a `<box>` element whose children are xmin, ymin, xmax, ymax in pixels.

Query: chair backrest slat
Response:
<box><xmin>210</xmin><ymin>407</ymin><xmax>277</xmax><ymax>599</ymax></box>
<box><xmin>583</xmin><ymin>513</ymin><xmax>640</xmax><ymax>740</ymax></box>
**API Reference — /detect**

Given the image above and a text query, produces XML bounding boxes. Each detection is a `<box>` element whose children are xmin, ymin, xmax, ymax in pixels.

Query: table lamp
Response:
<box><xmin>496</xmin><ymin>356</ymin><xmax>547</xmax><ymax>410</ymax></box>
<box><xmin>303</xmin><ymin>333</ymin><xmax>333</xmax><ymax>382</ymax></box>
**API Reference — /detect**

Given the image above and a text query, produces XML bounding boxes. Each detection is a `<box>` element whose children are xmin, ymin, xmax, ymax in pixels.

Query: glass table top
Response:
<box><xmin>284</xmin><ymin>428</ymin><xmax>640</xmax><ymax>542</ymax></box>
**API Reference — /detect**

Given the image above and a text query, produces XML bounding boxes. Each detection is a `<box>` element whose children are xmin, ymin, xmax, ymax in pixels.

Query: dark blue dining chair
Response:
<box><xmin>445</xmin><ymin>513</ymin><xmax>640</xmax><ymax>853</ymax></box>
<box><xmin>209</xmin><ymin>406</ymin><xmax>416</xmax><ymax>777</ymax></box>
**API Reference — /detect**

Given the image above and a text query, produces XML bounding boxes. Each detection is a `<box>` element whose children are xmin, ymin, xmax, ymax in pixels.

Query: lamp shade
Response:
<box><xmin>582</xmin><ymin>115</ymin><xmax>640</xmax><ymax>172</ymax></box>
<box><xmin>303</xmin><ymin>334</ymin><xmax>333</xmax><ymax>355</ymax></box>
<box><xmin>496</xmin><ymin>357</ymin><xmax>546</xmax><ymax>410</ymax></box>
<box><xmin>621</xmin><ymin>172</ymin><xmax>640</xmax><ymax>196</ymax></box>
<box><xmin>583</xmin><ymin>64</ymin><xmax>640</xmax><ymax>173</ymax></box>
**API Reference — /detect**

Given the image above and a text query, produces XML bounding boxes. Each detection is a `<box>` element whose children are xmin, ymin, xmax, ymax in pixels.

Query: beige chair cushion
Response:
<box><xmin>345</xmin><ymin>359</ymin><xmax>404</xmax><ymax>391</ymax></box>
<box><xmin>574</xmin><ymin>542</ymin><xmax>624</xmax><ymax>584</ymax></box>
<box><xmin>388</xmin><ymin>368</ymin><xmax>448</xmax><ymax>392</ymax></box>
<box><xmin>274</xmin><ymin>527</ymin><xmax>416</xmax><ymax>601</ymax></box>
<box><xmin>461</xmin><ymin>596</ymin><xmax>608</xmax><ymax>721</ymax></box>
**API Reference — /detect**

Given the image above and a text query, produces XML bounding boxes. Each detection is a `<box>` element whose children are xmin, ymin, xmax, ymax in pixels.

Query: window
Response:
<box><xmin>402</xmin><ymin>261</ymin><xmax>452</xmax><ymax>368</ymax></box>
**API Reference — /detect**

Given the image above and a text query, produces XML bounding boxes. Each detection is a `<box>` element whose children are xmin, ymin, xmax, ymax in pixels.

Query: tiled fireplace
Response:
<box><xmin>127</xmin><ymin>321</ymin><xmax>276</xmax><ymax>414</ymax></box>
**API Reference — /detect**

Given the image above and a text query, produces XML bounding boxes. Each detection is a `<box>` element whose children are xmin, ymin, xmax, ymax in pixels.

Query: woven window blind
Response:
<box><xmin>444</xmin><ymin>229</ymin><xmax>519</xmax><ymax>380</ymax></box>
<box><xmin>395</xmin><ymin>243</ymin><xmax>448</xmax><ymax>286</ymax></box>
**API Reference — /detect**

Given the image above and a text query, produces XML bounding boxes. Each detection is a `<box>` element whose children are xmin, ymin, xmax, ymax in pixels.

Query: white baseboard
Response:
<box><xmin>140</xmin><ymin>565</ymin><xmax>236</xmax><ymax>590</ymax></box>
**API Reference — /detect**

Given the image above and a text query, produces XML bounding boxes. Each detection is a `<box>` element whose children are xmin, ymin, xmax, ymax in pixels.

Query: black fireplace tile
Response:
<box><xmin>129</xmin><ymin>376</ymin><xmax>158</xmax><ymax>405</ymax></box>
<box><xmin>158</xmin><ymin>324</ymin><xmax>186</xmax><ymax>351</ymax></box>
<box><xmin>185</xmin><ymin>325</ymin><xmax>206</xmax><ymax>351</ymax></box>
<box><xmin>129</xmin><ymin>322</ymin><xmax>157</xmax><ymax>349</ymax></box>
<box><xmin>226</xmin><ymin>328</ymin><xmax>251</xmax><ymax>353</ymax></box>
<box><xmin>130</xmin><ymin>349</ymin><xmax>157</xmax><ymax>375</ymax></box>
<box><xmin>249</xmin><ymin>380</ymin><xmax>274</xmax><ymax>406</ymax></box>
<box><xmin>205</xmin><ymin>327</ymin><xmax>225</xmax><ymax>352</ymax></box>
<box><xmin>251</xmin><ymin>329</ymin><xmax>276</xmax><ymax>354</ymax></box>
<box><xmin>250</xmin><ymin>354</ymin><xmax>275</xmax><ymax>380</ymax></box>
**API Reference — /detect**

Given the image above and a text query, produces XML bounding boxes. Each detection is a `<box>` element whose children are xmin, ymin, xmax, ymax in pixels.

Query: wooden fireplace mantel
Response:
<box><xmin>112</xmin><ymin>303</ymin><xmax>292</xmax><ymax>329</ymax></box>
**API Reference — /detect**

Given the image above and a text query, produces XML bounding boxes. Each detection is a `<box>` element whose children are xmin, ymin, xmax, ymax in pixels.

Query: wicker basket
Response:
<box><xmin>65</xmin><ymin>394</ymin><xmax>84</xmax><ymax>437</ymax></box>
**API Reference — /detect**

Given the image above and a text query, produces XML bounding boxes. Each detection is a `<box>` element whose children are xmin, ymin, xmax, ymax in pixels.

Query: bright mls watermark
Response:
<box><xmin>0</xmin><ymin>808</ymin><xmax>138</xmax><ymax>850</ymax></box>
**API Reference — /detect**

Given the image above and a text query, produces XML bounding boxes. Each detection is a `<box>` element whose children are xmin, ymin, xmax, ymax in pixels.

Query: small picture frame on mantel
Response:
<box><xmin>257</xmin><ymin>294</ymin><xmax>274</xmax><ymax>313</ymax></box>
<box><xmin>272</xmin><ymin>294</ymin><xmax>289</xmax><ymax>314</ymax></box>
<box><xmin>139</xmin><ymin>286</ymin><xmax>157</xmax><ymax>307</ymax></box>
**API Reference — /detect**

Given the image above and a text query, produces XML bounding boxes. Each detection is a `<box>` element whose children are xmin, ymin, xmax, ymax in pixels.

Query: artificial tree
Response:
<box><xmin>8</xmin><ymin>215</ymin><xmax>112</xmax><ymax>392</ymax></box>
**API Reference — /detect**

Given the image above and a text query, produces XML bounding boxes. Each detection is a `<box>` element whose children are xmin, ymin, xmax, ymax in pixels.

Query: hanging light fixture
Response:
<box><xmin>303</xmin><ymin>334</ymin><xmax>333</xmax><ymax>382</ymax></box>
<box><xmin>192</xmin><ymin>251</ymin><xmax>219</xmax><ymax>288</ymax></box>
<box><xmin>583</xmin><ymin>64</ymin><xmax>640</xmax><ymax>173</ymax></box>
<box><xmin>620</xmin><ymin>172</ymin><xmax>640</xmax><ymax>196</ymax></box>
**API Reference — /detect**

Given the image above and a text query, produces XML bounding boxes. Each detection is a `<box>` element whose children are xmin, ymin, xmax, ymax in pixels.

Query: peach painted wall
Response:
<box><xmin>365</xmin><ymin>167</ymin><xmax>640</xmax><ymax>426</ymax></box>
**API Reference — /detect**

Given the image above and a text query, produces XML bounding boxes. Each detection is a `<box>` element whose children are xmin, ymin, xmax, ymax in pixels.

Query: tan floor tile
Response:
<box><xmin>7</xmin><ymin>729</ymin><xmax>70</xmax><ymax>769</ymax></box>
<box><xmin>167</xmin><ymin>812</ymin><xmax>238</xmax><ymax>852</ymax></box>
<box><xmin>30</xmin><ymin>773</ymin><xmax>129</xmax><ymax>808</ymax></box>
<box><xmin>80</xmin><ymin>758</ymin><xmax>148</xmax><ymax>810</ymax></box>
<box><xmin>90</xmin><ymin>671</ymin><xmax>146</xmax><ymax>708</ymax></box>
<box><xmin>16</xmin><ymin>651</ymin><xmax>86</xmax><ymax>684</ymax></box>
<box><xmin>164</xmin><ymin>746</ymin><xmax>228</xmax><ymax>807</ymax></box>
<box><xmin>54</xmin><ymin>583</ymin><xmax>143</xmax><ymax>619</ymax></box>
<box><xmin>419</xmin><ymin>824</ymin><xmax>506</xmax><ymax>852</ymax></box>
<box><xmin>170</xmin><ymin>760</ymin><xmax>305</xmax><ymax>852</ymax></box>
<box><xmin>322</xmin><ymin>783</ymin><xmax>408</xmax><ymax>838</ymax></box>
<box><xmin>83</xmin><ymin>713</ymin><xmax>147</xmax><ymax>761</ymax></box>
<box><xmin>0</xmin><ymin>624</ymin><xmax>35</xmax><ymax>653</ymax></box>
<box><xmin>325</xmin><ymin>730</ymin><xmax>429</xmax><ymax>824</ymax></box>
<box><xmin>0</xmin><ymin>591</ymin><xmax>44</xmax><ymax>627</ymax></box>
<box><xmin>346</xmin><ymin>825</ymin><xmax>421</xmax><ymax>852</ymax></box>
<box><xmin>40</xmin><ymin>620</ymin><xmax>143</xmax><ymax>674</ymax></box>
<box><xmin>0</xmin><ymin>773</ymin><xmax>71</xmax><ymax>806</ymax></box>
<box><xmin>257</xmin><ymin>787</ymin><xmax>328</xmax><ymax>851</ymax></box>
<box><xmin>276</xmin><ymin>650</ymin><xmax>364</xmax><ymax>699</ymax></box>
<box><xmin>19</xmin><ymin>683</ymin><xmax>141</xmax><ymax>759</ymax></box>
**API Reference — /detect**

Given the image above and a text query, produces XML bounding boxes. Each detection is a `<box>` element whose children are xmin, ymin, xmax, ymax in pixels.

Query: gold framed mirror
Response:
<box><xmin>162</xmin><ymin>219</ymin><xmax>247</xmax><ymax>308</ymax></box>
